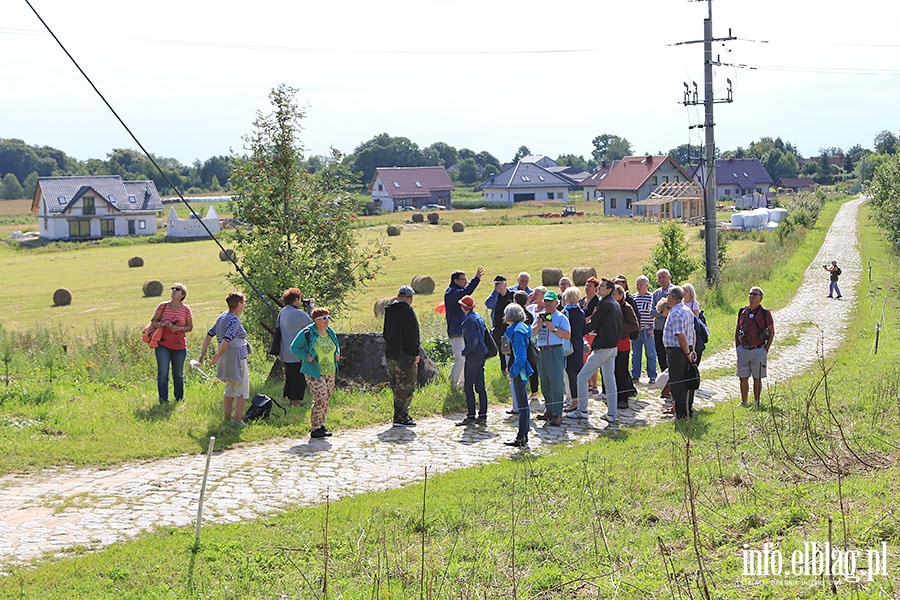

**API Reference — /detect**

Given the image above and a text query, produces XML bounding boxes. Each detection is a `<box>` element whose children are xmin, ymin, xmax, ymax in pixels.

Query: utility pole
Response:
<box><xmin>678</xmin><ymin>0</ymin><xmax>735</xmax><ymax>285</ymax></box>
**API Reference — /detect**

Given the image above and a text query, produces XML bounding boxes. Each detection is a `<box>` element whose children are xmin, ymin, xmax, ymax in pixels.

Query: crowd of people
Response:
<box><xmin>148</xmin><ymin>265</ymin><xmax>776</xmax><ymax>443</ymax></box>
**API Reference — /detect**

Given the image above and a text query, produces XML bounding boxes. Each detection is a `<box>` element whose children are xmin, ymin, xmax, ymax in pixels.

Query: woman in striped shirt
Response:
<box><xmin>199</xmin><ymin>292</ymin><xmax>250</xmax><ymax>425</ymax></box>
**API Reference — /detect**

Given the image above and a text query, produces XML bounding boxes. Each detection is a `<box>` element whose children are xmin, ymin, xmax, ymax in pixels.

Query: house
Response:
<box><xmin>547</xmin><ymin>165</ymin><xmax>590</xmax><ymax>184</ymax></box>
<box><xmin>165</xmin><ymin>206</ymin><xmax>220</xmax><ymax>240</ymax></box>
<box><xmin>480</xmin><ymin>161</ymin><xmax>575</xmax><ymax>205</ymax></box>
<box><xmin>776</xmin><ymin>177</ymin><xmax>817</xmax><ymax>193</ymax></box>
<box><xmin>595</xmin><ymin>155</ymin><xmax>694</xmax><ymax>217</ymax></box>
<box><xmin>498</xmin><ymin>154</ymin><xmax>557</xmax><ymax>173</ymax></box>
<box><xmin>31</xmin><ymin>176</ymin><xmax>163</xmax><ymax>240</ymax></box>
<box><xmin>706</xmin><ymin>157</ymin><xmax>774</xmax><ymax>203</ymax></box>
<box><xmin>367</xmin><ymin>166</ymin><xmax>455</xmax><ymax>212</ymax></box>
<box><xmin>580</xmin><ymin>161</ymin><xmax>619</xmax><ymax>202</ymax></box>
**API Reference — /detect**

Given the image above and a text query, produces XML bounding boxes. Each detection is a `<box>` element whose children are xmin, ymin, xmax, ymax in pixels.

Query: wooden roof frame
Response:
<box><xmin>632</xmin><ymin>180</ymin><xmax>704</xmax><ymax>221</ymax></box>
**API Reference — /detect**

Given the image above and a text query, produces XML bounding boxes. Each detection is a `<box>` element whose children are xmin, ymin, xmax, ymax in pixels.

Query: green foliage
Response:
<box><xmin>1</xmin><ymin>172</ymin><xmax>24</xmax><ymax>199</ymax></box>
<box><xmin>512</xmin><ymin>144</ymin><xmax>531</xmax><ymax>162</ymax></box>
<box><xmin>867</xmin><ymin>152</ymin><xmax>900</xmax><ymax>253</ymax></box>
<box><xmin>345</xmin><ymin>133</ymin><xmax>433</xmax><ymax>186</ymax></box>
<box><xmin>591</xmin><ymin>133</ymin><xmax>631</xmax><ymax>162</ymax></box>
<box><xmin>229</xmin><ymin>85</ymin><xmax>391</xmax><ymax>340</ymax></box>
<box><xmin>733</xmin><ymin>136</ymin><xmax>800</xmax><ymax>181</ymax></box>
<box><xmin>873</xmin><ymin>129</ymin><xmax>897</xmax><ymax>155</ymax></box>
<box><xmin>644</xmin><ymin>221</ymin><xmax>699</xmax><ymax>283</ymax></box>
<box><xmin>457</xmin><ymin>157</ymin><xmax>477</xmax><ymax>184</ymax></box>
<box><xmin>422</xmin><ymin>336</ymin><xmax>453</xmax><ymax>364</ymax></box>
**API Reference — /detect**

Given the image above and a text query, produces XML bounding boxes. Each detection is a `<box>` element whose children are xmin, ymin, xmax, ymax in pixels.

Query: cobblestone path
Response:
<box><xmin>0</xmin><ymin>198</ymin><xmax>863</xmax><ymax>569</ymax></box>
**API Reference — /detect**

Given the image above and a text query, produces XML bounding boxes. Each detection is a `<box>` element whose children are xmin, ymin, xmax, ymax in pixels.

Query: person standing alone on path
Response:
<box><xmin>735</xmin><ymin>286</ymin><xmax>775</xmax><ymax>406</ymax></box>
<box><xmin>444</xmin><ymin>266</ymin><xmax>485</xmax><ymax>388</ymax></box>
<box><xmin>456</xmin><ymin>295</ymin><xmax>489</xmax><ymax>426</ymax></box>
<box><xmin>825</xmin><ymin>260</ymin><xmax>842</xmax><ymax>298</ymax></box>
<box><xmin>383</xmin><ymin>286</ymin><xmax>421</xmax><ymax>427</ymax></box>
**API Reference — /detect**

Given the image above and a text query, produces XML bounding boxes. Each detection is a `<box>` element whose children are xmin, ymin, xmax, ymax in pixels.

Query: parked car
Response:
<box><xmin>421</xmin><ymin>204</ymin><xmax>447</xmax><ymax>211</ymax></box>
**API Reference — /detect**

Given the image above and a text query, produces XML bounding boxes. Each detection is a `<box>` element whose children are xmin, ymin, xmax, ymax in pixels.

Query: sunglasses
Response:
<box><xmin>171</xmin><ymin>287</ymin><xmax>183</xmax><ymax>292</ymax></box>
<box><xmin>316</xmin><ymin>315</ymin><xmax>332</xmax><ymax>320</ymax></box>
<box><xmin>749</xmin><ymin>292</ymin><xmax>761</xmax><ymax>296</ymax></box>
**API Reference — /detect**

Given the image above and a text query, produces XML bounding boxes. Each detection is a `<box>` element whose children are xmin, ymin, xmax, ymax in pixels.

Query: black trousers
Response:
<box><xmin>665</xmin><ymin>348</ymin><xmax>692</xmax><ymax>419</ymax></box>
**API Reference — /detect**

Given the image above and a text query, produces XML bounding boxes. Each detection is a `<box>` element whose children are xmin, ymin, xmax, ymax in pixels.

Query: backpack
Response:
<box><xmin>244</xmin><ymin>394</ymin><xmax>286</xmax><ymax>422</ymax></box>
<box><xmin>483</xmin><ymin>326</ymin><xmax>498</xmax><ymax>358</ymax></box>
<box><xmin>694</xmin><ymin>310</ymin><xmax>709</xmax><ymax>345</ymax></box>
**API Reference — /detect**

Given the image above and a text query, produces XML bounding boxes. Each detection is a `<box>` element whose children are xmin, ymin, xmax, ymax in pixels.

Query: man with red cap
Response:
<box><xmin>456</xmin><ymin>294</ymin><xmax>489</xmax><ymax>426</ymax></box>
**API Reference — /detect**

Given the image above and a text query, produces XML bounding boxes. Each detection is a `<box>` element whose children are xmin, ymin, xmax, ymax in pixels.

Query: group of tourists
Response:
<box><xmin>148</xmin><ymin>261</ymin><xmax>785</xmax><ymax>444</ymax></box>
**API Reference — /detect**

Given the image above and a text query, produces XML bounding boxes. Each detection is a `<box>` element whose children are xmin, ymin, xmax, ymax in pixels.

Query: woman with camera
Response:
<box><xmin>735</xmin><ymin>286</ymin><xmax>775</xmax><ymax>406</ymax></box>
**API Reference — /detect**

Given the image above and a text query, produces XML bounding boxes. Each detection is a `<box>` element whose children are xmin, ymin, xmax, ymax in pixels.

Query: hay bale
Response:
<box><xmin>374</xmin><ymin>296</ymin><xmax>395</xmax><ymax>317</ymax></box>
<box><xmin>411</xmin><ymin>275</ymin><xmax>435</xmax><ymax>295</ymax></box>
<box><xmin>143</xmin><ymin>280</ymin><xmax>164</xmax><ymax>297</ymax></box>
<box><xmin>427</xmin><ymin>212</ymin><xmax>440</xmax><ymax>224</ymax></box>
<box><xmin>571</xmin><ymin>267</ymin><xmax>597</xmax><ymax>286</ymax></box>
<box><xmin>127</xmin><ymin>256</ymin><xmax>144</xmax><ymax>268</ymax></box>
<box><xmin>386</xmin><ymin>225</ymin><xmax>402</xmax><ymax>237</ymax></box>
<box><xmin>53</xmin><ymin>288</ymin><xmax>72</xmax><ymax>306</ymax></box>
<box><xmin>411</xmin><ymin>213</ymin><xmax>424</xmax><ymax>223</ymax></box>
<box><xmin>451</xmin><ymin>221</ymin><xmax>465</xmax><ymax>233</ymax></box>
<box><xmin>541</xmin><ymin>267</ymin><xmax>564</xmax><ymax>287</ymax></box>
<box><xmin>219</xmin><ymin>248</ymin><xmax>236</xmax><ymax>261</ymax></box>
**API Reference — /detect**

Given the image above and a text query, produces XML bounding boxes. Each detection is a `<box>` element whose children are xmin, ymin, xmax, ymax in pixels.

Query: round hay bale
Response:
<box><xmin>127</xmin><ymin>256</ymin><xmax>144</xmax><ymax>268</ymax></box>
<box><xmin>571</xmin><ymin>267</ymin><xmax>597</xmax><ymax>286</ymax></box>
<box><xmin>53</xmin><ymin>288</ymin><xmax>72</xmax><ymax>306</ymax></box>
<box><xmin>143</xmin><ymin>280</ymin><xmax>164</xmax><ymax>297</ymax></box>
<box><xmin>219</xmin><ymin>248</ymin><xmax>236</xmax><ymax>262</ymax></box>
<box><xmin>386</xmin><ymin>225</ymin><xmax>402</xmax><ymax>237</ymax></box>
<box><xmin>451</xmin><ymin>221</ymin><xmax>465</xmax><ymax>233</ymax></box>
<box><xmin>411</xmin><ymin>213</ymin><xmax>424</xmax><ymax>223</ymax></box>
<box><xmin>411</xmin><ymin>275</ymin><xmax>435</xmax><ymax>295</ymax></box>
<box><xmin>541</xmin><ymin>267</ymin><xmax>564</xmax><ymax>287</ymax></box>
<box><xmin>374</xmin><ymin>296</ymin><xmax>395</xmax><ymax>317</ymax></box>
<box><xmin>427</xmin><ymin>212</ymin><xmax>440</xmax><ymax>224</ymax></box>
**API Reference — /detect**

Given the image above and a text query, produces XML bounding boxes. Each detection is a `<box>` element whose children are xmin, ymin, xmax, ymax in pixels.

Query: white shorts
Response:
<box><xmin>223</xmin><ymin>373</ymin><xmax>250</xmax><ymax>399</ymax></box>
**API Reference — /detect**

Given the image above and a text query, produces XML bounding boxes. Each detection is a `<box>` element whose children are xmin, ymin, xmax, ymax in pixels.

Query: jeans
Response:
<box><xmin>155</xmin><ymin>345</ymin><xmax>186</xmax><ymax>402</ymax></box>
<box><xmin>511</xmin><ymin>374</ymin><xmax>530</xmax><ymax>439</ymax></box>
<box><xmin>577</xmin><ymin>347</ymin><xmax>618</xmax><ymax>418</ymax></box>
<box><xmin>537</xmin><ymin>346</ymin><xmax>565</xmax><ymax>417</ymax></box>
<box><xmin>463</xmin><ymin>354</ymin><xmax>488</xmax><ymax>418</ymax></box>
<box><xmin>631</xmin><ymin>328</ymin><xmax>658</xmax><ymax>380</ymax></box>
<box><xmin>449</xmin><ymin>336</ymin><xmax>466</xmax><ymax>388</ymax></box>
<box><xmin>829</xmin><ymin>281</ymin><xmax>842</xmax><ymax>297</ymax></box>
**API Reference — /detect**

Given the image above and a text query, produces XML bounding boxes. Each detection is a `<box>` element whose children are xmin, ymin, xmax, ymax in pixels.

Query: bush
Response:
<box><xmin>422</xmin><ymin>336</ymin><xmax>453</xmax><ymax>364</ymax></box>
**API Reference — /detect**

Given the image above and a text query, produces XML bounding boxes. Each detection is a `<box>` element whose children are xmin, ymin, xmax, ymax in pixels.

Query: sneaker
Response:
<box><xmin>565</xmin><ymin>410</ymin><xmax>587</xmax><ymax>419</ymax></box>
<box><xmin>475</xmin><ymin>415</ymin><xmax>487</xmax><ymax>425</ymax></box>
<box><xmin>232</xmin><ymin>419</ymin><xmax>246</xmax><ymax>426</ymax></box>
<box><xmin>455</xmin><ymin>416</ymin><xmax>477</xmax><ymax>426</ymax></box>
<box><xmin>648</xmin><ymin>378</ymin><xmax>656</xmax><ymax>385</ymax></box>
<box><xmin>536</xmin><ymin>412</ymin><xmax>550</xmax><ymax>421</ymax></box>
<box><xmin>504</xmin><ymin>436</ymin><xmax>528</xmax><ymax>447</ymax></box>
<box><xmin>393</xmin><ymin>416</ymin><xmax>417</xmax><ymax>427</ymax></box>
<box><xmin>836</xmin><ymin>295</ymin><xmax>842</xmax><ymax>299</ymax></box>
<box><xmin>529</xmin><ymin>392</ymin><xmax>540</xmax><ymax>400</ymax></box>
<box><xmin>505</xmin><ymin>409</ymin><xmax>519</xmax><ymax>415</ymax></box>
<box><xmin>311</xmin><ymin>426</ymin><xmax>332</xmax><ymax>438</ymax></box>
<box><xmin>599</xmin><ymin>414</ymin><xmax>616</xmax><ymax>424</ymax></box>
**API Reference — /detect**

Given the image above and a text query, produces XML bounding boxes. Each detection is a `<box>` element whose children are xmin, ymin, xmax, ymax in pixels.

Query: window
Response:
<box><xmin>663</xmin><ymin>176</ymin><xmax>669</xmax><ymax>183</ymax></box>
<box><xmin>674</xmin><ymin>176</ymin><xmax>680</xmax><ymax>182</ymax></box>
<box><xmin>626</xmin><ymin>198</ymin><xmax>632</xmax><ymax>209</ymax></box>
<box><xmin>393</xmin><ymin>182</ymin><xmax>400</xmax><ymax>188</ymax></box>
<box><xmin>415</xmin><ymin>181</ymin><xmax>422</xmax><ymax>187</ymax></box>
<box><xmin>68</xmin><ymin>220</ymin><xmax>90</xmax><ymax>238</ymax></box>
<box><xmin>378</xmin><ymin>184</ymin><xmax>383</xmax><ymax>191</ymax></box>
<box><xmin>108</xmin><ymin>194</ymin><xmax>117</xmax><ymax>204</ymax></box>
<box><xmin>610</xmin><ymin>198</ymin><xmax>617</xmax><ymax>209</ymax></box>
<box><xmin>138</xmin><ymin>220</ymin><xmax>146</xmax><ymax>230</ymax></box>
<box><xmin>128</xmin><ymin>195</ymin><xmax>137</xmax><ymax>203</ymax></box>
<box><xmin>651</xmin><ymin>176</ymin><xmax>658</xmax><ymax>186</ymax></box>
<box><xmin>547</xmin><ymin>192</ymin><xmax>555</xmax><ymax>200</ymax></box>
<box><xmin>101</xmin><ymin>220</ymin><xmax>115</xmax><ymax>236</ymax></box>
<box><xmin>83</xmin><ymin>197</ymin><xmax>95</xmax><ymax>215</ymax></box>
<box><xmin>57</xmin><ymin>196</ymin><xmax>67</xmax><ymax>205</ymax></box>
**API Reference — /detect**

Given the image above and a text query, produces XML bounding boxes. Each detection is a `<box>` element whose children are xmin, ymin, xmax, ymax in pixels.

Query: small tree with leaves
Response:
<box><xmin>229</xmin><ymin>84</ymin><xmax>391</xmax><ymax>341</ymax></box>
<box><xmin>644</xmin><ymin>221</ymin><xmax>700</xmax><ymax>284</ymax></box>
<box><xmin>868</xmin><ymin>153</ymin><xmax>900</xmax><ymax>253</ymax></box>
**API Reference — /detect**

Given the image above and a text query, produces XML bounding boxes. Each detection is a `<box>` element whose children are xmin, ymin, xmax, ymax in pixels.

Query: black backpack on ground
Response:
<box><xmin>244</xmin><ymin>394</ymin><xmax>286</xmax><ymax>422</ymax></box>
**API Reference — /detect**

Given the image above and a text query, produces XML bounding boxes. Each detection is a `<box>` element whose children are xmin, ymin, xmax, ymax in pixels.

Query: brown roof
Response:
<box><xmin>368</xmin><ymin>167</ymin><xmax>455</xmax><ymax>199</ymax></box>
<box><xmin>596</xmin><ymin>155</ymin><xmax>690</xmax><ymax>192</ymax></box>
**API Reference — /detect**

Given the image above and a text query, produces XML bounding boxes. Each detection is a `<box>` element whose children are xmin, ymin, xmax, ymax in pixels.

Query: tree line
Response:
<box><xmin>4</xmin><ymin>128</ymin><xmax>900</xmax><ymax>200</ymax></box>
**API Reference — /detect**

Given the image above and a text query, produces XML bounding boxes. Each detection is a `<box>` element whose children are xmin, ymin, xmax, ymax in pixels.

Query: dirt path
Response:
<box><xmin>0</xmin><ymin>197</ymin><xmax>864</xmax><ymax>570</ymax></box>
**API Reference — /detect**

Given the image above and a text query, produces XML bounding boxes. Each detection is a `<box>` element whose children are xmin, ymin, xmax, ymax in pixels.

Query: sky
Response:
<box><xmin>2</xmin><ymin>0</ymin><xmax>899</xmax><ymax>166</ymax></box>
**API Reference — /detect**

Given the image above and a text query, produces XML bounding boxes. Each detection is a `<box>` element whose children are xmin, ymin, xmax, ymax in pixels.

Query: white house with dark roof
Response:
<box><xmin>367</xmin><ymin>166</ymin><xmax>455</xmax><ymax>212</ymax></box>
<box><xmin>480</xmin><ymin>161</ymin><xmax>574</xmax><ymax>205</ymax></box>
<box><xmin>32</xmin><ymin>176</ymin><xmax>163</xmax><ymax>240</ymax></box>
<box><xmin>709</xmin><ymin>157</ymin><xmax>774</xmax><ymax>203</ymax></box>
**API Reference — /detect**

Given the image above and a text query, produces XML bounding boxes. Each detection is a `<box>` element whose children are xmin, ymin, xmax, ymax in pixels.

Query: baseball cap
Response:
<box><xmin>397</xmin><ymin>285</ymin><xmax>415</xmax><ymax>297</ymax></box>
<box><xmin>543</xmin><ymin>290</ymin><xmax>559</xmax><ymax>302</ymax></box>
<box><xmin>831</xmin><ymin>260</ymin><xmax>837</xmax><ymax>264</ymax></box>
<box><xmin>458</xmin><ymin>295</ymin><xmax>475</xmax><ymax>309</ymax></box>
<box><xmin>493</xmin><ymin>275</ymin><xmax>507</xmax><ymax>283</ymax></box>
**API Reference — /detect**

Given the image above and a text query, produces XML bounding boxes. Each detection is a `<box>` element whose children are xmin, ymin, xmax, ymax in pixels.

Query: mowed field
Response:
<box><xmin>0</xmin><ymin>215</ymin><xmax>717</xmax><ymax>336</ymax></box>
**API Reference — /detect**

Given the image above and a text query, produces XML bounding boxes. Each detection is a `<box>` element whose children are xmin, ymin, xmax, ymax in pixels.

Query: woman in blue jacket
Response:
<box><xmin>503</xmin><ymin>303</ymin><xmax>534</xmax><ymax>447</ymax></box>
<box><xmin>290</xmin><ymin>307</ymin><xmax>340</xmax><ymax>438</ymax></box>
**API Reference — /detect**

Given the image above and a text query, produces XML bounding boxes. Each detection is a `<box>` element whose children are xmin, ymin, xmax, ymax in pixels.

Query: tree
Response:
<box><xmin>643</xmin><ymin>222</ymin><xmax>699</xmax><ymax>284</ymax></box>
<box><xmin>740</xmin><ymin>136</ymin><xmax>800</xmax><ymax>181</ymax></box>
<box><xmin>668</xmin><ymin>144</ymin><xmax>700</xmax><ymax>168</ymax></box>
<box><xmin>22</xmin><ymin>171</ymin><xmax>39</xmax><ymax>198</ymax></box>
<box><xmin>229</xmin><ymin>84</ymin><xmax>390</xmax><ymax>341</ymax></box>
<box><xmin>1</xmin><ymin>173</ymin><xmax>24</xmax><ymax>199</ymax></box>
<box><xmin>512</xmin><ymin>145</ymin><xmax>531</xmax><ymax>162</ymax></box>
<box><xmin>556</xmin><ymin>154</ymin><xmax>589</xmax><ymax>172</ymax></box>
<box><xmin>476</xmin><ymin>151</ymin><xmax>501</xmax><ymax>176</ymax></box>
<box><xmin>458</xmin><ymin>148</ymin><xmax>476</xmax><ymax>161</ymax></box>
<box><xmin>346</xmin><ymin>133</ymin><xmax>428</xmax><ymax>185</ymax></box>
<box><xmin>200</xmin><ymin>155</ymin><xmax>232</xmax><ymax>189</ymax></box>
<box><xmin>424</xmin><ymin>142</ymin><xmax>458</xmax><ymax>168</ymax></box>
<box><xmin>867</xmin><ymin>153</ymin><xmax>900</xmax><ymax>252</ymax></box>
<box><xmin>591</xmin><ymin>134</ymin><xmax>632</xmax><ymax>163</ymax></box>
<box><xmin>874</xmin><ymin>130</ymin><xmax>897</xmax><ymax>155</ymax></box>
<box><xmin>457</xmin><ymin>158</ymin><xmax>478</xmax><ymax>184</ymax></box>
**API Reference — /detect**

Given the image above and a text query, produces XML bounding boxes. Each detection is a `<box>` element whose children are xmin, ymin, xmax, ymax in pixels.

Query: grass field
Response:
<box><xmin>2</xmin><ymin>201</ymin><xmax>896</xmax><ymax>598</ymax></box>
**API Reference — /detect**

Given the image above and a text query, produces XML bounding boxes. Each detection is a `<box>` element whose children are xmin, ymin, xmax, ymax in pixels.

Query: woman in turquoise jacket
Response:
<box><xmin>290</xmin><ymin>307</ymin><xmax>340</xmax><ymax>438</ymax></box>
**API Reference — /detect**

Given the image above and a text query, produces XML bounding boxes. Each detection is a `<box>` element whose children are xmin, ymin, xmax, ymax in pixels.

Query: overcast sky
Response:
<box><xmin>3</xmin><ymin>0</ymin><xmax>898</xmax><ymax>166</ymax></box>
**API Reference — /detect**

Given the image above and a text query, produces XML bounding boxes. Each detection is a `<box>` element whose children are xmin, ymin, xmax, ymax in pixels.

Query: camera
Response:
<box><xmin>759</xmin><ymin>328</ymin><xmax>770</xmax><ymax>341</ymax></box>
<box><xmin>541</xmin><ymin>313</ymin><xmax>552</xmax><ymax>322</ymax></box>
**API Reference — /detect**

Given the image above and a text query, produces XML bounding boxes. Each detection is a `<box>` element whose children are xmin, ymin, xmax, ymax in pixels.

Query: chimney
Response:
<box><xmin>645</xmin><ymin>155</ymin><xmax>652</xmax><ymax>164</ymax></box>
